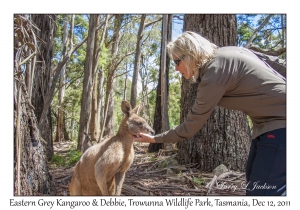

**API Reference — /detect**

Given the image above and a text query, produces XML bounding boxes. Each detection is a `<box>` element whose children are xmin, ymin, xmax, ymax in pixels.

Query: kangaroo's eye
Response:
<box><xmin>136</xmin><ymin>122</ymin><xmax>142</xmax><ymax>126</ymax></box>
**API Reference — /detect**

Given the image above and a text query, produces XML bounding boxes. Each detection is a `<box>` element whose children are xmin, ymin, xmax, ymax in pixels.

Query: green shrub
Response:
<box><xmin>193</xmin><ymin>175</ymin><xmax>206</xmax><ymax>185</ymax></box>
<box><xmin>50</xmin><ymin>154</ymin><xmax>65</xmax><ymax>166</ymax></box>
<box><xmin>50</xmin><ymin>149</ymin><xmax>82</xmax><ymax>167</ymax></box>
<box><xmin>66</xmin><ymin>150</ymin><xmax>82</xmax><ymax>166</ymax></box>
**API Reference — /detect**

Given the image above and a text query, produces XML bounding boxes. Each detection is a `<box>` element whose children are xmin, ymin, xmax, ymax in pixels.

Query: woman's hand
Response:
<box><xmin>133</xmin><ymin>133</ymin><xmax>156</xmax><ymax>143</ymax></box>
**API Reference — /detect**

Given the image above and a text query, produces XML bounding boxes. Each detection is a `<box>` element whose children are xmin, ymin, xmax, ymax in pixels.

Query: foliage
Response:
<box><xmin>247</xmin><ymin>115</ymin><xmax>253</xmax><ymax>135</ymax></box>
<box><xmin>14</xmin><ymin>13</ymin><xmax>286</xmax><ymax>196</ymax></box>
<box><xmin>49</xmin><ymin>154</ymin><xmax>65</xmax><ymax>166</ymax></box>
<box><xmin>51</xmin><ymin>14</ymin><xmax>88</xmax><ymax>140</ymax></box>
<box><xmin>148</xmin><ymin>156</ymin><xmax>157</xmax><ymax>162</ymax></box>
<box><xmin>237</xmin><ymin>14</ymin><xmax>286</xmax><ymax>58</ymax></box>
<box><xmin>50</xmin><ymin>147</ymin><xmax>82</xmax><ymax>167</ymax></box>
<box><xmin>49</xmin><ymin>14</ymin><xmax>285</xmax><ymax>146</ymax></box>
<box><xmin>168</xmin><ymin>67</ymin><xmax>181</xmax><ymax>128</ymax></box>
<box><xmin>193</xmin><ymin>175</ymin><xmax>207</xmax><ymax>185</ymax></box>
<box><xmin>67</xmin><ymin>150</ymin><xmax>82</xmax><ymax>166</ymax></box>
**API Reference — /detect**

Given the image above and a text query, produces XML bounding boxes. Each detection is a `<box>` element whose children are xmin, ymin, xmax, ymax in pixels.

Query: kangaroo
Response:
<box><xmin>82</xmin><ymin>132</ymin><xmax>93</xmax><ymax>152</ymax></box>
<box><xmin>69</xmin><ymin>100</ymin><xmax>154</xmax><ymax>195</ymax></box>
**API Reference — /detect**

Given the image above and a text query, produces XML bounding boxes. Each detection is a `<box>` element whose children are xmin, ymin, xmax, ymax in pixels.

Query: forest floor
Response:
<box><xmin>48</xmin><ymin>141</ymin><xmax>247</xmax><ymax>196</ymax></box>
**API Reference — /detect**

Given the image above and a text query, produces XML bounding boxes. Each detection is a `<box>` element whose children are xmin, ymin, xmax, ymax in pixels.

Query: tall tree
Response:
<box><xmin>31</xmin><ymin>14</ymin><xmax>57</xmax><ymax>159</ymax></box>
<box><xmin>90</xmin><ymin>15</ymin><xmax>110</xmax><ymax>141</ymax></box>
<box><xmin>97</xmin><ymin>66</ymin><xmax>105</xmax><ymax>140</ymax></box>
<box><xmin>160</xmin><ymin>15</ymin><xmax>172</xmax><ymax>151</ymax></box>
<box><xmin>128</xmin><ymin>14</ymin><xmax>163</xmax><ymax>109</ymax></box>
<box><xmin>77</xmin><ymin>15</ymin><xmax>100</xmax><ymax>152</ymax></box>
<box><xmin>14</xmin><ymin>14</ymin><xmax>52</xmax><ymax>195</ymax></box>
<box><xmin>55</xmin><ymin>15</ymin><xmax>73</xmax><ymax>142</ymax></box>
<box><xmin>148</xmin><ymin>14</ymin><xmax>172</xmax><ymax>152</ymax></box>
<box><xmin>177</xmin><ymin>14</ymin><xmax>251</xmax><ymax>172</ymax></box>
<box><xmin>130</xmin><ymin>14</ymin><xmax>146</xmax><ymax>108</ymax></box>
<box><xmin>38</xmin><ymin>15</ymin><xmax>88</xmax><ymax>142</ymax></box>
<box><xmin>99</xmin><ymin>14</ymin><xmax>124</xmax><ymax>141</ymax></box>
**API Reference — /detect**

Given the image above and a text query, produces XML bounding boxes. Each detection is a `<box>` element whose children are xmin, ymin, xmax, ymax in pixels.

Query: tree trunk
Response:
<box><xmin>55</xmin><ymin>15</ymin><xmax>68</xmax><ymax>142</ymax></box>
<box><xmin>31</xmin><ymin>14</ymin><xmax>56</xmax><ymax>160</ymax></box>
<box><xmin>77</xmin><ymin>15</ymin><xmax>100</xmax><ymax>152</ymax></box>
<box><xmin>139</xmin><ymin>56</ymin><xmax>149</xmax><ymax>120</ymax></box>
<box><xmin>99</xmin><ymin>15</ymin><xmax>123</xmax><ymax>141</ymax></box>
<box><xmin>70</xmin><ymin>118</ymin><xmax>75</xmax><ymax>141</ymax></box>
<box><xmin>89</xmin><ymin>18</ymin><xmax>101</xmax><ymax>142</ymax></box>
<box><xmin>90</xmin><ymin>71</ymin><xmax>99</xmax><ymax>141</ymax></box>
<box><xmin>14</xmin><ymin>76</ymin><xmax>52</xmax><ymax>195</ymax></box>
<box><xmin>25</xmin><ymin>47</ymin><xmax>34</xmax><ymax>100</ymax></box>
<box><xmin>148</xmin><ymin>14</ymin><xmax>172</xmax><ymax>152</ymax></box>
<box><xmin>281</xmin><ymin>15</ymin><xmax>284</xmax><ymax>48</ymax></box>
<box><xmin>14</xmin><ymin>14</ymin><xmax>52</xmax><ymax>195</ymax></box>
<box><xmin>123</xmin><ymin>62</ymin><xmax>129</xmax><ymax>100</ymax></box>
<box><xmin>97</xmin><ymin>68</ymin><xmax>105</xmax><ymax>139</ymax></box>
<box><xmin>38</xmin><ymin>15</ymin><xmax>86</xmax><ymax>131</ymax></box>
<box><xmin>90</xmin><ymin>15</ymin><xmax>109</xmax><ymax>141</ymax></box>
<box><xmin>130</xmin><ymin>14</ymin><xmax>146</xmax><ymax>108</ymax></box>
<box><xmin>177</xmin><ymin>14</ymin><xmax>251</xmax><ymax>172</ymax></box>
<box><xmin>161</xmin><ymin>15</ymin><xmax>172</xmax><ymax>150</ymax></box>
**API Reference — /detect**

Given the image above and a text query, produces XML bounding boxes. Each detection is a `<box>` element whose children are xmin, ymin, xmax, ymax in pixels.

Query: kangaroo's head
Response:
<box><xmin>120</xmin><ymin>101</ymin><xmax>155</xmax><ymax>138</ymax></box>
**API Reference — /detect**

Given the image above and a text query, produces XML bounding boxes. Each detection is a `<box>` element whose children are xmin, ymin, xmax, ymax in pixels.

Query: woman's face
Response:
<box><xmin>174</xmin><ymin>57</ymin><xmax>192</xmax><ymax>80</ymax></box>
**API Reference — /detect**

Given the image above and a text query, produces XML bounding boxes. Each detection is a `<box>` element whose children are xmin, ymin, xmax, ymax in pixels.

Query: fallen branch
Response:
<box><xmin>206</xmin><ymin>175</ymin><xmax>217</xmax><ymax>195</ymax></box>
<box><xmin>122</xmin><ymin>184</ymin><xmax>149</xmax><ymax>196</ymax></box>
<box><xmin>182</xmin><ymin>175</ymin><xmax>200</xmax><ymax>190</ymax></box>
<box><xmin>144</xmin><ymin>168</ymin><xmax>167</xmax><ymax>174</ymax></box>
<box><xmin>149</xmin><ymin>185</ymin><xmax>207</xmax><ymax>193</ymax></box>
<box><xmin>56</xmin><ymin>175</ymin><xmax>72</xmax><ymax>183</ymax></box>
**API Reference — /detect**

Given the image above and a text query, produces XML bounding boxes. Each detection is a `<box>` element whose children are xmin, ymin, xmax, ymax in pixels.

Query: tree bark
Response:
<box><xmin>38</xmin><ymin>15</ymin><xmax>87</xmax><ymax>130</ymax></box>
<box><xmin>90</xmin><ymin>15</ymin><xmax>108</xmax><ymax>141</ymax></box>
<box><xmin>97</xmin><ymin>68</ymin><xmax>105</xmax><ymax>140</ymax></box>
<box><xmin>130</xmin><ymin>14</ymin><xmax>146</xmax><ymax>108</ymax></box>
<box><xmin>160</xmin><ymin>15</ymin><xmax>172</xmax><ymax>150</ymax></box>
<box><xmin>31</xmin><ymin>14</ymin><xmax>56</xmax><ymax>160</ymax></box>
<box><xmin>99</xmin><ymin>14</ymin><xmax>123</xmax><ymax>141</ymax></box>
<box><xmin>77</xmin><ymin>15</ymin><xmax>100</xmax><ymax>152</ymax></box>
<box><xmin>123</xmin><ymin>62</ymin><xmax>129</xmax><ymax>100</ymax></box>
<box><xmin>177</xmin><ymin>14</ymin><xmax>251</xmax><ymax>172</ymax></box>
<box><xmin>55</xmin><ymin>15</ymin><xmax>68</xmax><ymax>142</ymax></box>
<box><xmin>161</xmin><ymin>14</ymin><xmax>169</xmax><ymax>131</ymax></box>
<box><xmin>148</xmin><ymin>14</ymin><xmax>172</xmax><ymax>152</ymax></box>
<box><xmin>14</xmin><ymin>14</ymin><xmax>52</xmax><ymax>195</ymax></box>
<box><xmin>281</xmin><ymin>14</ymin><xmax>285</xmax><ymax>49</ymax></box>
<box><xmin>90</xmin><ymin>71</ymin><xmax>99</xmax><ymax>141</ymax></box>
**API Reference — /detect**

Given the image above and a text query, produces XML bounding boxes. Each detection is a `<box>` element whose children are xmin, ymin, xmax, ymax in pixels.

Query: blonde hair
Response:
<box><xmin>167</xmin><ymin>31</ymin><xmax>218</xmax><ymax>81</ymax></box>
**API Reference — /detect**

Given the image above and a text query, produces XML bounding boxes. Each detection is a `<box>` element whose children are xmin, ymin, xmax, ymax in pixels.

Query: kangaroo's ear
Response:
<box><xmin>131</xmin><ymin>105</ymin><xmax>140</xmax><ymax>115</ymax></box>
<box><xmin>121</xmin><ymin>101</ymin><xmax>132</xmax><ymax>117</ymax></box>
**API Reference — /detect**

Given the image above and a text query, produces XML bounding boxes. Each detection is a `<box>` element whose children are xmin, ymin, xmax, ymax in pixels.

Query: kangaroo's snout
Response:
<box><xmin>149</xmin><ymin>124</ymin><xmax>155</xmax><ymax>135</ymax></box>
<box><xmin>142</xmin><ymin>122</ymin><xmax>155</xmax><ymax>136</ymax></box>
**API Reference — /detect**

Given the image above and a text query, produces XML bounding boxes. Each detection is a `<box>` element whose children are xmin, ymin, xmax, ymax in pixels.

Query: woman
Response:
<box><xmin>134</xmin><ymin>31</ymin><xmax>286</xmax><ymax>196</ymax></box>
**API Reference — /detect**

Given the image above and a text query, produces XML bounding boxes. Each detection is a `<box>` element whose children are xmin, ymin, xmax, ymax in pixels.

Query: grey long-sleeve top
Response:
<box><xmin>155</xmin><ymin>46</ymin><xmax>286</xmax><ymax>143</ymax></box>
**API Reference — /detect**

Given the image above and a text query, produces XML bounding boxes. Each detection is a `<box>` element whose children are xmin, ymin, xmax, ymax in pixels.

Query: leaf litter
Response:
<box><xmin>48</xmin><ymin>141</ymin><xmax>246</xmax><ymax>196</ymax></box>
